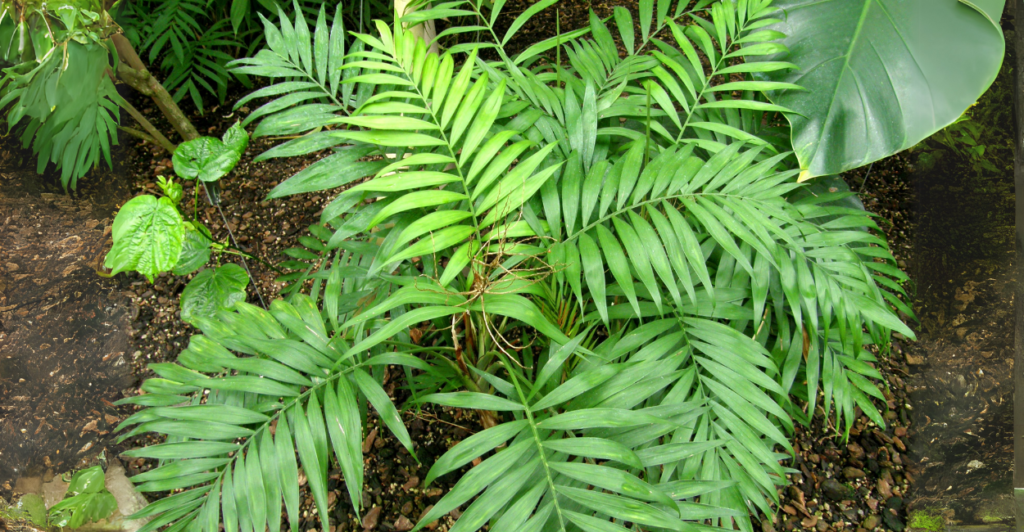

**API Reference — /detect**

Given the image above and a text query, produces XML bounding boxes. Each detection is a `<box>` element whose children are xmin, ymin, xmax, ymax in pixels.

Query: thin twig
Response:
<box><xmin>201</xmin><ymin>182</ymin><xmax>267</xmax><ymax>309</ymax></box>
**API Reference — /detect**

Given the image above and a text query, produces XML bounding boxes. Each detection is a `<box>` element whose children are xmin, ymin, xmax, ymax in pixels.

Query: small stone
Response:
<box><xmin>894</xmin><ymin>426</ymin><xmax>907</xmax><ymax>438</ymax></box>
<box><xmin>815</xmin><ymin>520</ymin><xmax>828</xmax><ymax>532</ymax></box>
<box><xmin>905</xmin><ymin>354</ymin><xmax>925</xmax><ymax>365</ymax></box>
<box><xmin>847</xmin><ymin>442</ymin><xmax>865</xmax><ymax>461</ymax></box>
<box><xmin>393</xmin><ymin>516</ymin><xmax>413</xmax><ymax>532</ymax></box>
<box><xmin>862</xmin><ymin>515</ymin><xmax>879</xmax><ymax>530</ymax></box>
<box><xmin>401</xmin><ymin>476</ymin><xmax>419</xmax><ymax>492</ymax></box>
<box><xmin>877</xmin><ymin>479</ymin><xmax>891</xmax><ymax>499</ymax></box>
<box><xmin>843</xmin><ymin>467</ymin><xmax>866</xmax><ymax>480</ymax></box>
<box><xmin>419</xmin><ymin>505</ymin><xmax>438</xmax><ymax>530</ymax></box>
<box><xmin>822</xmin><ymin>479</ymin><xmax>855</xmax><ymax>501</ymax></box>
<box><xmin>801</xmin><ymin>516</ymin><xmax>818</xmax><ymax>529</ymax></box>
<box><xmin>5</xmin><ymin>262</ymin><xmax>18</xmax><ymax>272</ymax></box>
<box><xmin>400</xmin><ymin>501</ymin><xmax>413</xmax><ymax>515</ymax></box>
<box><xmin>892</xmin><ymin>436</ymin><xmax>906</xmax><ymax>452</ymax></box>
<box><xmin>361</xmin><ymin>506</ymin><xmax>381</xmax><ymax>530</ymax></box>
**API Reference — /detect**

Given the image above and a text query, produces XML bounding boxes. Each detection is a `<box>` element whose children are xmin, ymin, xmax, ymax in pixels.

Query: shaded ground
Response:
<box><xmin>0</xmin><ymin>147</ymin><xmax>135</xmax><ymax>486</ymax></box>
<box><xmin>897</xmin><ymin>50</ymin><xmax>1016</xmax><ymax>529</ymax></box>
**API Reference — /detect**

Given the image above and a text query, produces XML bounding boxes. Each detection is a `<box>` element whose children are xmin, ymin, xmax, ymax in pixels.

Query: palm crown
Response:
<box><xmin>117</xmin><ymin>1</ymin><xmax>915</xmax><ymax>532</ymax></box>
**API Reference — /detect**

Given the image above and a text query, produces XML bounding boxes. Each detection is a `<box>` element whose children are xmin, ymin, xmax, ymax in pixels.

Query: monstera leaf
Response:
<box><xmin>172</xmin><ymin>121</ymin><xmax>250</xmax><ymax>182</ymax></box>
<box><xmin>179</xmin><ymin>263</ymin><xmax>249</xmax><ymax>323</ymax></box>
<box><xmin>104</xmin><ymin>195</ymin><xmax>185</xmax><ymax>282</ymax></box>
<box><xmin>755</xmin><ymin>0</ymin><xmax>1006</xmax><ymax>180</ymax></box>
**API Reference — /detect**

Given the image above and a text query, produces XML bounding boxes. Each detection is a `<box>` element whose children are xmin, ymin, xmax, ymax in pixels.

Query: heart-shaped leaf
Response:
<box><xmin>104</xmin><ymin>195</ymin><xmax>185</xmax><ymax>282</ymax></box>
<box><xmin>180</xmin><ymin>264</ymin><xmax>250</xmax><ymax>323</ymax></box>
<box><xmin>173</xmin><ymin>223</ymin><xmax>215</xmax><ymax>275</ymax></box>
<box><xmin>753</xmin><ymin>0</ymin><xmax>1005</xmax><ymax>180</ymax></box>
<box><xmin>173</xmin><ymin>122</ymin><xmax>250</xmax><ymax>182</ymax></box>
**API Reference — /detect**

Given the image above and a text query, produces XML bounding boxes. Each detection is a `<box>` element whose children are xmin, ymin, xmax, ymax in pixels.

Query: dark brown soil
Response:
<box><xmin>0</xmin><ymin>138</ymin><xmax>136</xmax><ymax>487</ymax></box>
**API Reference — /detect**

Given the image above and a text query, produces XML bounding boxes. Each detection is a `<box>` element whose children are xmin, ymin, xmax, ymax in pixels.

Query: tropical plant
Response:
<box><xmin>110</xmin><ymin>0</ymin><xmax>392</xmax><ymax>113</ymax></box>
<box><xmin>752</xmin><ymin>0</ymin><xmax>1006</xmax><ymax>180</ymax></box>
<box><xmin>0</xmin><ymin>0</ymin><xmax>208</xmax><ymax>189</ymax></box>
<box><xmin>112</xmin><ymin>3</ymin><xmax>921</xmax><ymax>532</ymax></box>
<box><xmin>48</xmin><ymin>466</ymin><xmax>119</xmax><ymax>530</ymax></box>
<box><xmin>103</xmin><ymin>121</ymin><xmax>259</xmax><ymax>323</ymax></box>
<box><xmin>3</xmin><ymin>466</ymin><xmax>118</xmax><ymax>530</ymax></box>
<box><xmin>112</xmin><ymin>1</ymin><xmax>1000</xmax><ymax>532</ymax></box>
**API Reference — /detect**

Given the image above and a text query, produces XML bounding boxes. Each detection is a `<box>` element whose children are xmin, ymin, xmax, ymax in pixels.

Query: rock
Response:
<box><xmin>892</xmin><ymin>436</ymin><xmax>906</xmax><ymax>452</ymax></box>
<box><xmin>400</xmin><ymin>501</ymin><xmax>413</xmax><ymax>515</ymax></box>
<box><xmin>877</xmin><ymin>479</ymin><xmax>892</xmax><ymax>499</ymax></box>
<box><xmin>419</xmin><ymin>505</ymin><xmax>438</xmax><ymax>530</ymax></box>
<box><xmin>822</xmin><ymin>479</ymin><xmax>856</xmax><ymax>501</ymax></box>
<box><xmin>894</xmin><ymin>426</ymin><xmax>907</xmax><ymax>438</ymax></box>
<box><xmin>815</xmin><ymin>520</ymin><xmax>829</xmax><ymax>532</ymax></box>
<box><xmin>361</xmin><ymin>506</ymin><xmax>381</xmax><ymax>530</ymax></box>
<box><xmin>393</xmin><ymin>516</ymin><xmax>413</xmax><ymax>532</ymax></box>
<box><xmin>847</xmin><ymin>443</ymin><xmax>865</xmax><ymax>461</ymax></box>
<box><xmin>905</xmin><ymin>354</ymin><xmax>925</xmax><ymax>365</ymax></box>
<box><xmin>861</xmin><ymin>515</ymin><xmax>879</xmax><ymax>530</ymax></box>
<box><xmin>13</xmin><ymin>476</ymin><xmax>42</xmax><ymax>495</ymax></box>
<box><xmin>104</xmin><ymin>458</ymin><xmax>153</xmax><ymax>532</ymax></box>
<box><xmin>801</xmin><ymin>516</ymin><xmax>818</xmax><ymax>529</ymax></box>
<box><xmin>866</xmin><ymin>458</ymin><xmax>879</xmax><ymax>473</ymax></box>
<box><xmin>402</xmin><ymin>476</ymin><xmax>419</xmax><ymax>492</ymax></box>
<box><xmin>882</xmin><ymin>511</ymin><xmax>904</xmax><ymax>531</ymax></box>
<box><xmin>843</xmin><ymin>467</ymin><xmax>866</xmax><ymax>480</ymax></box>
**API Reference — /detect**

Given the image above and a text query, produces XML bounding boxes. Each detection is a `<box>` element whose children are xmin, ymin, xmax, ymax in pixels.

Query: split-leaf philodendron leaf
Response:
<box><xmin>105</xmin><ymin>195</ymin><xmax>185</xmax><ymax>282</ymax></box>
<box><xmin>754</xmin><ymin>0</ymin><xmax>1005</xmax><ymax>180</ymax></box>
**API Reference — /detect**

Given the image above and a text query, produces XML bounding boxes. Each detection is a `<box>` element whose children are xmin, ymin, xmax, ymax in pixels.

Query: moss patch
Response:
<box><xmin>908</xmin><ymin>508</ymin><xmax>946</xmax><ymax>532</ymax></box>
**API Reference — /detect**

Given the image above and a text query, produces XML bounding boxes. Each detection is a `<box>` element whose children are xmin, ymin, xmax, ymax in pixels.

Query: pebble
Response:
<box><xmin>843</xmin><ymin>467</ymin><xmax>866</xmax><ymax>480</ymax></box>
<box><xmin>361</xmin><ymin>506</ymin><xmax>380</xmax><ymax>530</ymax></box>
<box><xmin>822</xmin><ymin>479</ymin><xmax>855</xmax><ymax>501</ymax></box>
<box><xmin>877</xmin><ymin>479</ymin><xmax>892</xmax><ymax>498</ymax></box>
<box><xmin>419</xmin><ymin>505</ymin><xmax>438</xmax><ymax>530</ymax></box>
<box><xmin>393</xmin><ymin>516</ymin><xmax>413</xmax><ymax>532</ymax></box>
<box><xmin>862</xmin><ymin>515</ymin><xmax>879</xmax><ymax>530</ymax></box>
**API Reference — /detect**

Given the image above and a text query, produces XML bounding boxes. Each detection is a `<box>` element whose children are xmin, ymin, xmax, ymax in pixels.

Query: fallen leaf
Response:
<box><xmin>801</xmin><ymin>516</ymin><xmax>818</xmax><ymax>529</ymax></box>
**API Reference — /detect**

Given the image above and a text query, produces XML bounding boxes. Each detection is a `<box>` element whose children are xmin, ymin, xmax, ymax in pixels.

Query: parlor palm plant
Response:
<box><xmin>115</xmin><ymin>1</ymin><xmax>916</xmax><ymax>532</ymax></box>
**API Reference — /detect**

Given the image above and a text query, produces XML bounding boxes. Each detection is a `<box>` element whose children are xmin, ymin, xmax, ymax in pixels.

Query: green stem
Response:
<box><xmin>501</xmin><ymin>357</ymin><xmax>567</xmax><ymax>532</ymax></box>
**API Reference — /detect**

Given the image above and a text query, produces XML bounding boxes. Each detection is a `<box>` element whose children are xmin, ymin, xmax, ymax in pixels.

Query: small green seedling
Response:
<box><xmin>48</xmin><ymin>466</ymin><xmax>118</xmax><ymax>529</ymax></box>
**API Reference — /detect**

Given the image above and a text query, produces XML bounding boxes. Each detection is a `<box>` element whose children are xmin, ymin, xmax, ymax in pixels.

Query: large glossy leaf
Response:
<box><xmin>754</xmin><ymin>0</ymin><xmax>1005</xmax><ymax>180</ymax></box>
<box><xmin>104</xmin><ymin>195</ymin><xmax>185</xmax><ymax>282</ymax></box>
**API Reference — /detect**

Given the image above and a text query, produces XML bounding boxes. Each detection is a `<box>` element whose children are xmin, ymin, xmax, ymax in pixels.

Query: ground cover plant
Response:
<box><xmin>99</xmin><ymin>1</ymin><xmax>1005</xmax><ymax>532</ymax></box>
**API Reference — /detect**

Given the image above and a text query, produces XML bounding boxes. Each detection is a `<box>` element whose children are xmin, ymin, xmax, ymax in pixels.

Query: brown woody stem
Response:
<box><xmin>118</xmin><ymin>98</ymin><xmax>177</xmax><ymax>154</ymax></box>
<box><xmin>111</xmin><ymin>33</ymin><xmax>199</xmax><ymax>142</ymax></box>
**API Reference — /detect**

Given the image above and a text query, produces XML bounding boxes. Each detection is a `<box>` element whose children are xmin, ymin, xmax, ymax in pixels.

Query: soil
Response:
<box><xmin>0</xmin><ymin>142</ymin><xmax>135</xmax><ymax>485</ymax></box>
<box><xmin>0</xmin><ymin>2</ymin><xmax>1017</xmax><ymax>532</ymax></box>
